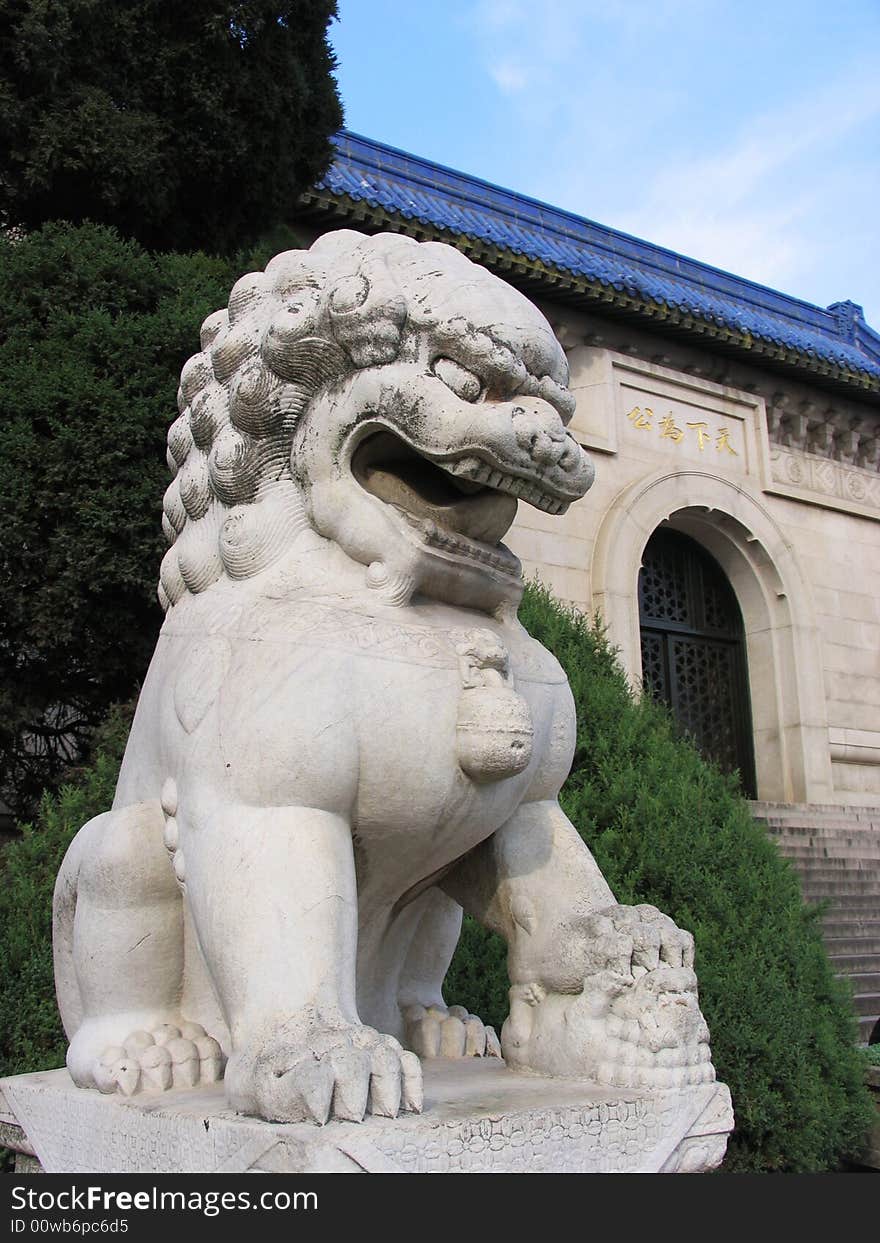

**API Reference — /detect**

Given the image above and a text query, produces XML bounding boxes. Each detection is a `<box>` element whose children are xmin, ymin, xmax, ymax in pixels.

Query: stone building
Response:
<box><xmin>292</xmin><ymin>132</ymin><xmax>880</xmax><ymax>1038</ymax></box>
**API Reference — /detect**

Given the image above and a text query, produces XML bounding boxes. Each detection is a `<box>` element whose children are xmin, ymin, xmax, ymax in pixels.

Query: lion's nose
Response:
<box><xmin>512</xmin><ymin>404</ymin><xmax>577</xmax><ymax>471</ymax></box>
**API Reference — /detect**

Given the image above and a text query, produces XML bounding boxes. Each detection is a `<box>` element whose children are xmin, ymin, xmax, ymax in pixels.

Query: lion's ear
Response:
<box><xmin>328</xmin><ymin>255</ymin><xmax>407</xmax><ymax>368</ymax></box>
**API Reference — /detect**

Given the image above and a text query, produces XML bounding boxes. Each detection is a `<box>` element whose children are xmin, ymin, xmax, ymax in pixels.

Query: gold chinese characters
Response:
<box><xmin>626</xmin><ymin>406</ymin><xmax>737</xmax><ymax>454</ymax></box>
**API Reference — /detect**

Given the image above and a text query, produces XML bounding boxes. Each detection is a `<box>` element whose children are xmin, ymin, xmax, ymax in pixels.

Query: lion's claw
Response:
<box><xmin>502</xmin><ymin>903</ymin><xmax>714</xmax><ymax>1089</ymax></box>
<box><xmin>80</xmin><ymin>1021</ymin><xmax>225</xmax><ymax>1097</ymax></box>
<box><xmin>227</xmin><ymin>1022</ymin><xmax>423</xmax><ymax>1125</ymax></box>
<box><xmin>403</xmin><ymin>1003</ymin><xmax>501</xmax><ymax>1059</ymax></box>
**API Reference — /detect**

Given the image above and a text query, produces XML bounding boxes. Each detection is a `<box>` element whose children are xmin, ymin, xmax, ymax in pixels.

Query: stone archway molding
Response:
<box><xmin>590</xmin><ymin>469</ymin><xmax>833</xmax><ymax>804</ymax></box>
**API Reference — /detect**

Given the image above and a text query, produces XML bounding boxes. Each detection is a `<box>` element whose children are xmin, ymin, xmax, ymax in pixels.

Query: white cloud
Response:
<box><xmin>461</xmin><ymin>1</ymin><xmax>880</xmax><ymax>316</ymax></box>
<box><xmin>488</xmin><ymin>59</ymin><xmax>531</xmax><ymax>93</ymax></box>
<box><xmin>473</xmin><ymin>0</ymin><xmax>526</xmax><ymax>28</ymax></box>
<box><xmin>613</xmin><ymin>64</ymin><xmax>880</xmax><ymax>291</ymax></box>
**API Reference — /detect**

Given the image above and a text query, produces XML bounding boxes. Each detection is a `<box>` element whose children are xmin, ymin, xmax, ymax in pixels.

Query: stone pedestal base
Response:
<box><xmin>1</xmin><ymin>1061</ymin><xmax>733</xmax><ymax>1174</ymax></box>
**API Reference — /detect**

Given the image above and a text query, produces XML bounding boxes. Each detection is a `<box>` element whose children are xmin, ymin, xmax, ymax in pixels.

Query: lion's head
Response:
<box><xmin>160</xmin><ymin>230</ymin><xmax>594</xmax><ymax>613</ymax></box>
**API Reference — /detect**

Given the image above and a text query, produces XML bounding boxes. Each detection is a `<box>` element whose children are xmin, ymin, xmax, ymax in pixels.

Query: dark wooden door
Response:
<box><xmin>638</xmin><ymin>528</ymin><xmax>757</xmax><ymax>797</ymax></box>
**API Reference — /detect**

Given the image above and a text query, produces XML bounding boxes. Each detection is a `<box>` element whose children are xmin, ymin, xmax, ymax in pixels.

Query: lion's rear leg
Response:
<box><xmin>398</xmin><ymin>887</ymin><xmax>501</xmax><ymax>1059</ymax></box>
<box><xmin>55</xmin><ymin>800</ymin><xmax>223</xmax><ymax>1094</ymax></box>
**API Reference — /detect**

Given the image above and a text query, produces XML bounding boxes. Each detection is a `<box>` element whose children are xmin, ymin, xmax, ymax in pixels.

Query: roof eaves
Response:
<box><xmin>304</xmin><ymin>139</ymin><xmax>880</xmax><ymax>398</ymax></box>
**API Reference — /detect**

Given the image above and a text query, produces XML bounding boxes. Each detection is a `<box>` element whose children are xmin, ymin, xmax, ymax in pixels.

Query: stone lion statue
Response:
<box><xmin>53</xmin><ymin>231</ymin><xmax>716</xmax><ymax>1125</ymax></box>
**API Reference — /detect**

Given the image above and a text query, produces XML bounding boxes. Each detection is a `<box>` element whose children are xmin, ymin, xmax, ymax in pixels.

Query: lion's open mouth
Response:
<box><xmin>350</xmin><ymin>431</ymin><xmax>524</xmax><ymax>572</ymax></box>
<box><xmin>352</xmin><ymin>430</ymin><xmax>518</xmax><ymax>543</ymax></box>
<box><xmin>351</xmin><ymin>428</ymin><xmax>575</xmax><ymax>576</ymax></box>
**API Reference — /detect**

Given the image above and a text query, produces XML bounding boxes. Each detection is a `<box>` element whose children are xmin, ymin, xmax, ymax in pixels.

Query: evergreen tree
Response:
<box><xmin>0</xmin><ymin>221</ymin><xmax>245</xmax><ymax>817</ymax></box>
<box><xmin>0</xmin><ymin>1</ymin><xmax>343</xmax><ymax>252</ymax></box>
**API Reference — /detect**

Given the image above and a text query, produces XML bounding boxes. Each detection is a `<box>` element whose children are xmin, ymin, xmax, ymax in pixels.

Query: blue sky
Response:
<box><xmin>330</xmin><ymin>1</ymin><xmax>880</xmax><ymax>327</ymax></box>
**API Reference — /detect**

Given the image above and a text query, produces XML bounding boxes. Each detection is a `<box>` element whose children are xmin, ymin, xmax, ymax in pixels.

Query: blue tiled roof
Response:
<box><xmin>309</xmin><ymin>132</ymin><xmax>880</xmax><ymax>393</ymax></box>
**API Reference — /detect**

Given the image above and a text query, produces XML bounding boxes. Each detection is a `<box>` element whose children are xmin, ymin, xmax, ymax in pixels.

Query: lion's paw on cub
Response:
<box><xmin>53</xmin><ymin>231</ymin><xmax>716</xmax><ymax>1124</ymax></box>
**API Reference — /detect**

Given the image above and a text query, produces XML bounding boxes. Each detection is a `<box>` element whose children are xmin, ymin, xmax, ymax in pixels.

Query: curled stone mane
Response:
<box><xmin>159</xmin><ymin>229</ymin><xmax>576</xmax><ymax>612</ymax></box>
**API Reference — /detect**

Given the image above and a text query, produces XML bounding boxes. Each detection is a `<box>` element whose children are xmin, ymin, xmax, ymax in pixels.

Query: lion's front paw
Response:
<box><xmin>403</xmin><ymin>1004</ymin><xmax>502</xmax><ymax>1059</ymax></box>
<box><xmin>69</xmin><ymin>1020</ymin><xmax>225</xmax><ymax>1097</ymax></box>
<box><xmin>226</xmin><ymin>1021</ymin><xmax>423</xmax><ymax>1125</ymax></box>
<box><xmin>502</xmin><ymin>904</ymin><xmax>715</xmax><ymax>1090</ymax></box>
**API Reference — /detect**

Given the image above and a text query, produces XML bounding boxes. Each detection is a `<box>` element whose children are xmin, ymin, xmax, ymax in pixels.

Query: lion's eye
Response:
<box><xmin>432</xmin><ymin>357</ymin><xmax>482</xmax><ymax>402</ymax></box>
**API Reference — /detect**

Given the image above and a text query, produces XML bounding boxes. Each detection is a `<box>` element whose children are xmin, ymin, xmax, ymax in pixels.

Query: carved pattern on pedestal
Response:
<box><xmin>1</xmin><ymin>1071</ymin><xmax>734</xmax><ymax>1175</ymax></box>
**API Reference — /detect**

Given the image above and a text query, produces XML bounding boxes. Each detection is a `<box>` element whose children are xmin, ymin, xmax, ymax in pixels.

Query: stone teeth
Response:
<box><xmin>412</xmin><ymin>514</ymin><xmax>520</xmax><ymax>575</ymax></box>
<box><xmin>446</xmin><ymin>456</ymin><xmax>482</xmax><ymax>477</ymax></box>
<box><xmin>443</xmin><ymin>461</ymin><xmax>569</xmax><ymax>518</ymax></box>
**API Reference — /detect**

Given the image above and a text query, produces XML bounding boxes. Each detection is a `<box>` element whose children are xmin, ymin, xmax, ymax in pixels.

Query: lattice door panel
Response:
<box><xmin>638</xmin><ymin>540</ymin><xmax>692</xmax><ymax>627</ymax></box>
<box><xmin>669</xmin><ymin>636</ymin><xmax>739</xmax><ymax>774</ymax></box>
<box><xmin>640</xmin><ymin>630</ymin><xmax>668</xmax><ymax>702</ymax></box>
<box><xmin>638</xmin><ymin>528</ymin><xmax>757</xmax><ymax>796</ymax></box>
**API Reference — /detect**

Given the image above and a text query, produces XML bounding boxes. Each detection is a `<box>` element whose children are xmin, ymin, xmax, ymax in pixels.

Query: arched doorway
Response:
<box><xmin>638</xmin><ymin>528</ymin><xmax>757</xmax><ymax>797</ymax></box>
<box><xmin>590</xmin><ymin>470</ymin><xmax>834</xmax><ymax>804</ymax></box>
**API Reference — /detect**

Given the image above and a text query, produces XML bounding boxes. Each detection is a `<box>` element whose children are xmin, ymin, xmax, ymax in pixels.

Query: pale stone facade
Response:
<box><xmin>294</xmin><ymin>133</ymin><xmax>880</xmax><ymax>814</ymax></box>
<box><xmin>509</xmin><ymin>307</ymin><xmax>880</xmax><ymax>808</ymax></box>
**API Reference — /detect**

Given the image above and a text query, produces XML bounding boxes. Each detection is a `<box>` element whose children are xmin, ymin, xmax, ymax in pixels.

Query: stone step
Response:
<box><xmin>753</xmin><ymin>803</ymin><xmax>880</xmax><ymax>1040</ymax></box>
<box><xmin>750</xmin><ymin>805</ymin><xmax>879</xmax><ymax>815</ymax></box>
<box><xmin>821</xmin><ymin>909</ymin><xmax>880</xmax><ymax>922</ymax></box>
<box><xmin>769</xmin><ymin>839</ymin><xmax>880</xmax><ymax>858</ymax></box>
<box><xmin>829</xmin><ymin>953</ymin><xmax>880</xmax><ymax>972</ymax></box>
<box><xmin>796</xmin><ymin>865</ymin><xmax>880</xmax><ymax>882</ymax></box>
<box><xmin>818</xmin><ymin>895</ymin><xmax>880</xmax><ymax>912</ymax></box>
<box><xmin>819</xmin><ymin>899</ymin><xmax>880</xmax><ymax>911</ymax></box>
<box><xmin>806</xmin><ymin>898</ymin><xmax>880</xmax><ymax>912</ymax></box>
<box><xmin>801</xmin><ymin>879</ymin><xmax>880</xmax><ymax>897</ymax></box>
<box><xmin>800</xmin><ymin>880</ymin><xmax>880</xmax><ymax>896</ymax></box>
<box><xmin>761</xmin><ymin>813</ymin><xmax>880</xmax><ymax>827</ymax></box>
<box><xmin>752</xmin><ymin>800</ymin><xmax>880</xmax><ymax>822</ymax></box>
<box><xmin>822</xmin><ymin>919</ymin><xmax>880</xmax><ymax>939</ymax></box>
<box><xmin>821</xmin><ymin>915</ymin><xmax>880</xmax><ymax>931</ymax></box>
<box><xmin>755</xmin><ymin>802</ymin><xmax>880</xmax><ymax>821</ymax></box>
<box><xmin>759</xmin><ymin>809</ymin><xmax>880</xmax><ymax>825</ymax></box>
<box><xmin>766</xmin><ymin>829</ymin><xmax>880</xmax><ymax>844</ymax></box>
<box><xmin>840</xmin><ymin>970</ymin><xmax>880</xmax><ymax>992</ymax></box>
<box><xmin>825</xmin><ymin>935</ymin><xmax>880</xmax><ymax>956</ymax></box>
<box><xmin>766</xmin><ymin>826</ymin><xmax>880</xmax><ymax>845</ymax></box>
<box><xmin>857</xmin><ymin>1014</ymin><xmax>878</xmax><ymax>1042</ymax></box>
<box><xmin>852</xmin><ymin>992</ymin><xmax>880</xmax><ymax>1018</ymax></box>
<box><xmin>776</xmin><ymin>850</ymin><xmax>880</xmax><ymax>867</ymax></box>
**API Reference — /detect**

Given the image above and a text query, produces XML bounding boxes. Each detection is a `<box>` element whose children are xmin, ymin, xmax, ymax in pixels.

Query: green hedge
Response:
<box><xmin>446</xmin><ymin>581</ymin><xmax>874</xmax><ymax>1172</ymax></box>
<box><xmin>0</xmin><ymin>706</ymin><xmax>133</xmax><ymax>1078</ymax></box>
<box><xmin>0</xmin><ymin>586</ymin><xmax>873</xmax><ymax>1171</ymax></box>
<box><xmin>0</xmin><ymin>219</ymin><xmax>310</xmax><ymax>820</ymax></box>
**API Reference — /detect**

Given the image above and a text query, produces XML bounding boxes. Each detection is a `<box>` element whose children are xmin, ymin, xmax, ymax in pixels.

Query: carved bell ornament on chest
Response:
<box><xmin>453</xmin><ymin>629</ymin><xmax>534</xmax><ymax>782</ymax></box>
